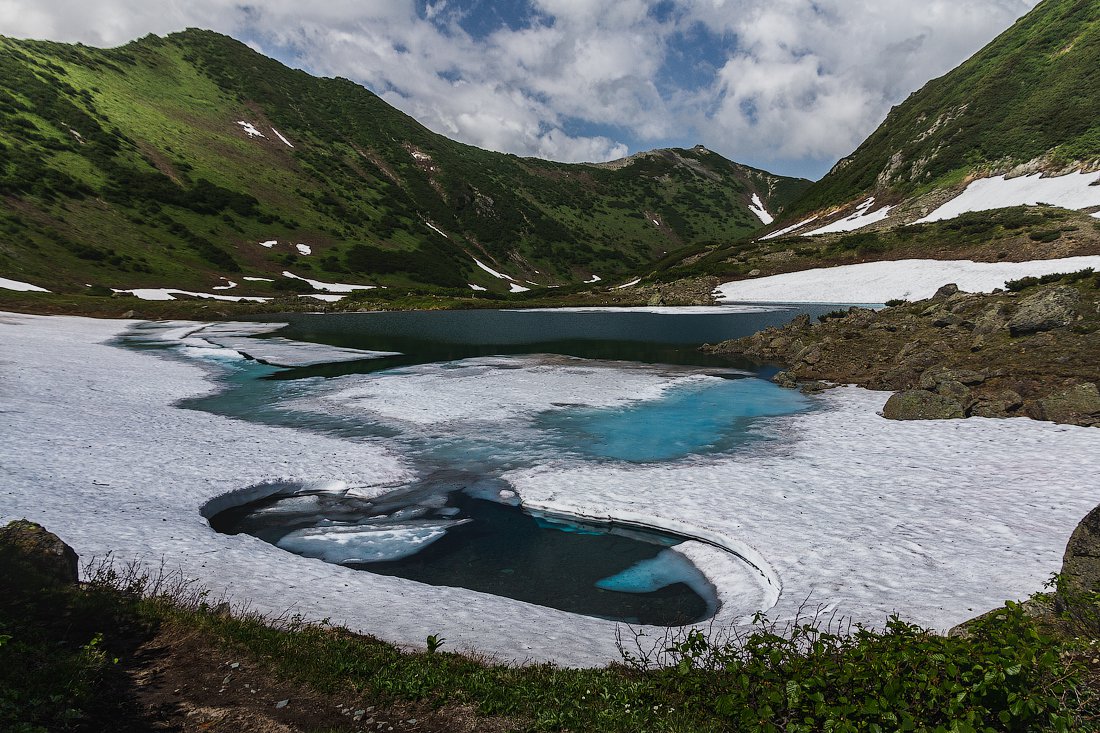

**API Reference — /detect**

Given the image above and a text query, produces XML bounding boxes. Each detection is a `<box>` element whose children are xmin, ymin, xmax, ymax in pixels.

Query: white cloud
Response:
<box><xmin>0</xmin><ymin>0</ymin><xmax>1041</xmax><ymax>174</ymax></box>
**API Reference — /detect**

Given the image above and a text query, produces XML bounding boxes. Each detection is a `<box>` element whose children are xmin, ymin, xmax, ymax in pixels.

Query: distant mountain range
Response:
<box><xmin>0</xmin><ymin>29</ymin><xmax>808</xmax><ymax>297</ymax></box>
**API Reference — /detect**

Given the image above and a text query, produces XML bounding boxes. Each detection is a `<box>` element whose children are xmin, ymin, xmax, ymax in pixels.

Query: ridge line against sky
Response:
<box><xmin>0</xmin><ymin>0</ymin><xmax>1039</xmax><ymax>179</ymax></box>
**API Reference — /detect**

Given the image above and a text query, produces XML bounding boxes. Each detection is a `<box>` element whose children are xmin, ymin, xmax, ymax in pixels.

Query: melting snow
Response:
<box><xmin>760</xmin><ymin>216</ymin><xmax>820</xmax><ymax>241</ymax></box>
<box><xmin>111</xmin><ymin>288</ymin><xmax>270</xmax><ymax>303</ymax></box>
<box><xmin>473</xmin><ymin>259</ymin><xmax>511</xmax><ymax>280</ymax></box>
<box><xmin>584</xmin><ymin>275</ymin><xmax>602</xmax><ymax>284</ymax></box>
<box><xmin>616</xmin><ymin>278</ymin><xmax>642</xmax><ymax>289</ymax></box>
<box><xmin>212</xmin><ymin>279</ymin><xmax>238</xmax><ymax>291</ymax></box>
<box><xmin>295</xmin><ymin>244</ymin><xmax>312</xmax><ymax>256</ymax></box>
<box><xmin>5</xmin><ymin>315</ymin><xmax>1100</xmax><ymax>666</ymax></box>
<box><xmin>918</xmin><ymin>171</ymin><xmax>1100</xmax><ymax>223</ymax></box>
<box><xmin>509</xmin><ymin>283</ymin><xmax>531</xmax><ymax>293</ymax></box>
<box><xmin>652</xmin><ymin>219</ymin><xmax>661</xmax><ymax>226</ymax></box>
<box><xmin>270</xmin><ymin>127</ymin><xmax>294</xmax><ymax>148</ymax></box>
<box><xmin>282</xmin><ymin>272</ymin><xmax>375</xmax><ymax>293</ymax></box>
<box><xmin>300</xmin><ymin>294</ymin><xmax>345</xmax><ymax>303</ymax></box>
<box><xmin>0</xmin><ymin>276</ymin><xmax>49</xmax><ymax>292</ymax></box>
<box><xmin>259</xmin><ymin>240</ymin><xmax>278</xmax><ymax>248</ymax></box>
<box><xmin>236</xmin><ymin>121</ymin><xmax>266</xmax><ymax>139</ymax></box>
<box><xmin>468</xmin><ymin>283</ymin><xmax>487</xmax><ymax>291</ymax></box>
<box><xmin>749</xmin><ymin>193</ymin><xmax>774</xmax><ymax>225</ymax></box>
<box><xmin>715</xmin><ymin>255</ymin><xmax>1100</xmax><ymax>304</ymax></box>
<box><xmin>425</xmin><ymin>222</ymin><xmax>448</xmax><ymax>238</ymax></box>
<box><xmin>804</xmin><ymin>198</ymin><xmax>894</xmax><ymax>236</ymax></box>
<box><xmin>243</xmin><ymin>276</ymin><xmax>274</xmax><ymax>282</ymax></box>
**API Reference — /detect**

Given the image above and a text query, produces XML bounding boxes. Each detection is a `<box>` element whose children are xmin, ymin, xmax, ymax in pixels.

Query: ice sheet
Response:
<box><xmin>5</xmin><ymin>314</ymin><xmax>1100</xmax><ymax>668</ymax></box>
<box><xmin>715</xmin><ymin>256</ymin><xmax>1100</xmax><ymax>304</ymax></box>
<box><xmin>918</xmin><ymin>171</ymin><xmax>1100</xmax><ymax>223</ymax></box>
<box><xmin>276</xmin><ymin>522</ymin><xmax>462</xmax><ymax>564</ymax></box>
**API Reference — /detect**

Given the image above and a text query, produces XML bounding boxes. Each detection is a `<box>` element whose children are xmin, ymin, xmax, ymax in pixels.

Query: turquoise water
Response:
<box><xmin>125</xmin><ymin>306</ymin><xmax>835</xmax><ymax>625</ymax></box>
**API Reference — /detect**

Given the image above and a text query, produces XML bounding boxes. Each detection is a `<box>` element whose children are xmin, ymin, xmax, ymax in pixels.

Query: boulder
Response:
<box><xmin>968</xmin><ymin>390</ymin><xmax>1024</xmax><ymax>418</ymax></box>
<box><xmin>1035</xmin><ymin>382</ymin><xmax>1100</xmax><ymax>424</ymax></box>
<box><xmin>1007</xmin><ymin>285</ymin><xmax>1081</xmax><ymax>335</ymax></box>
<box><xmin>0</xmin><ymin>520</ymin><xmax>79</xmax><ymax>584</ymax></box>
<box><xmin>972</xmin><ymin>303</ymin><xmax>1010</xmax><ymax>336</ymax></box>
<box><xmin>882</xmin><ymin>390</ymin><xmax>965</xmax><ymax>420</ymax></box>
<box><xmin>1057</xmin><ymin>505</ymin><xmax>1100</xmax><ymax>605</ymax></box>
<box><xmin>931</xmin><ymin>283</ymin><xmax>960</xmax><ymax>301</ymax></box>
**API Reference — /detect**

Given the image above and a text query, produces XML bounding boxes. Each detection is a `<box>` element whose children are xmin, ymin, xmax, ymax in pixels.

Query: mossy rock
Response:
<box><xmin>0</xmin><ymin>520</ymin><xmax>79</xmax><ymax>584</ymax></box>
<box><xmin>882</xmin><ymin>390</ymin><xmax>965</xmax><ymax>420</ymax></box>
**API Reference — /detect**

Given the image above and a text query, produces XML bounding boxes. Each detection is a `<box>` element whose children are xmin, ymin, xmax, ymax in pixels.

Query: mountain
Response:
<box><xmin>653</xmin><ymin>0</ymin><xmax>1100</xmax><ymax>286</ymax></box>
<box><xmin>765</xmin><ymin>0</ymin><xmax>1100</xmax><ymax>233</ymax></box>
<box><xmin>0</xmin><ymin>29</ymin><xmax>809</xmax><ymax>298</ymax></box>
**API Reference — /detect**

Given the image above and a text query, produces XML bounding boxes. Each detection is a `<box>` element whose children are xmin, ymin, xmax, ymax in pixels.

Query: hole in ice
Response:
<box><xmin>209</xmin><ymin>472</ymin><xmax>724</xmax><ymax>626</ymax></box>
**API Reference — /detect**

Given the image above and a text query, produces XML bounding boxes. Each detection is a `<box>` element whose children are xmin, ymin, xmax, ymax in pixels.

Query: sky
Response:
<box><xmin>0</xmin><ymin>0</ymin><xmax>1041</xmax><ymax>179</ymax></box>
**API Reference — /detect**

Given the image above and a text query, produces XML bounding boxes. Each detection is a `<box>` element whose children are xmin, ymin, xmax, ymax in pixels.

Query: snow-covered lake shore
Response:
<box><xmin>2</xmin><ymin>312</ymin><xmax>1099</xmax><ymax>667</ymax></box>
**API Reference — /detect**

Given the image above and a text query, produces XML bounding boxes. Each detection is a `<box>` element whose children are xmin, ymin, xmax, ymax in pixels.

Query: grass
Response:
<box><xmin>4</xmin><ymin>534</ymin><xmax>1098</xmax><ymax>733</ymax></box>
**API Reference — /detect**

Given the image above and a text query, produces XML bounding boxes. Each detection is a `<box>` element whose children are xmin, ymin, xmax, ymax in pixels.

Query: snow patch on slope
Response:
<box><xmin>270</xmin><ymin>127</ymin><xmax>294</xmax><ymax>148</ymax></box>
<box><xmin>715</xmin><ymin>256</ymin><xmax>1100</xmax><ymax>304</ymax></box>
<box><xmin>282</xmin><ymin>272</ymin><xmax>375</xmax><ymax>293</ymax></box>
<box><xmin>760</xmin><ymin>216</ymin><xmax>819</xmax><ymax>241</ymax></box>
<box><xmin>749</xmin><ymin>193</ymin><xmax>774</xmax><ymax>225</ymax></box>
<box><xmin>295</xmin><ymin>244</ymin><xmax>312</xmax><ymax>256</ymax></box>
<box><xmin>112</xmin><ymin>288</ymin><xmax>270</xmax><ymax>303</ymax></box>
<box><xmin>236</xmin><ymin>121</ymin><xmax>266</xmax><ymax>139</ymax></box>
<box><xmin>0</xmin><ymin>276</ymin><xmax>50</xmax><ymax>292</ymax></box>
<box><xmin>918</xmin><ymin>171</ymin><xmax>1100</xmax><ymax>223</ymax></box>
<box><xmin>804</xmin><ymin>198</ymin><xmax>893</xmax><ymax>236</ymax></box>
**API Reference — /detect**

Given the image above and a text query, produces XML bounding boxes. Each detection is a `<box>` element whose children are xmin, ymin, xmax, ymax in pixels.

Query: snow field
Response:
<box><xmin>918</xmin><ymin>171</ymin><xmax>1100</xmax><ymax>223</ymax></box>
<box><xmin>749</xmin><ymin>193</ymin><xmax>774</xmax><ymax>225</ymax></box>
<box><xmin>715</xmin><ymin>256</ymin><xmax>1100</xmax><ymax>304</ymax></box>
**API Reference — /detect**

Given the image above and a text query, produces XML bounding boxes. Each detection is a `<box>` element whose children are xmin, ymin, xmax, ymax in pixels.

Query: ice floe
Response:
<box><xmin>918</xmin><ymin>171</ymin><xmax>1100</xmax><ymax>223</ymax></box>
<box><xmin>0</xmin><ymin>276</ymin><xmax>49</xmax><ymax>292</ymax></box>
<box><xmin>715</xmin><ymin>256</ymin><xmax>1100</xmax><ymax>304</ymax></box>
<box><xmin>168</xmin><ymin>321</ymin><xmax>400</xmax><ymax>367</ymax></box>
<box><xmin>236</xmin><ymin>121</ymin><xmax>266</xmax><ymax>139</ymax></box>
<box><xmin>295</xmin><ymin>244</ymin><xmax>312</xmax><ymax>256</ymax></box>
<box><xmin>276</xmin><ymin>522</ymin><xmax>460</xmax><ymax>564</ymax></box>
<box><xmin>749</xmin><ymin>193</ymin><xmax>774</xmax><ymax>225</ymax></box>
<box><xmin>804</xmin><ymin>198</ymin><xmax>894</xmax><ymax>236</ymax></box>
<box><xmin>282</xmin><ymin>271</ymin><xmax>375</xmax><ymax>293</ymax></box>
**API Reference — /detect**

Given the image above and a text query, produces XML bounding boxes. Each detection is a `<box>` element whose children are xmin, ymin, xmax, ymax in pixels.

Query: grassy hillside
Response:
<box><xmin>791</xmin><ymin>0</ymin><xmax>1100</xmax><ymax>217</ymax></box>
<box><xmin>0</xmin><ymin>29</ymin><xmax>809</xmax><ymax>297</ymax></box>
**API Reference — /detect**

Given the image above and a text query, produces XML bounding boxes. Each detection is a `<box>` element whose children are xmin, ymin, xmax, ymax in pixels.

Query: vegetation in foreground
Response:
<box><xmin>3</xmin><ymin>523</ymin><xmax>1099</xmax><ymax>733</ymax></box>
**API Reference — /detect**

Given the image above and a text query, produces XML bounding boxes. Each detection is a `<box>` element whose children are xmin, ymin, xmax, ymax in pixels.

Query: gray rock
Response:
<box><xmin>0</xmin><ymin>520</ymin><xmax>79</xmax><ymax>584</ymax></box>
<box><xmin>1007</xmin><ymin>285</ymin><xmax>1081</xmax><ymax>335</ymax></box>
<box><xmin>881</xmin><ymin>390</ymin><xmax>965</xmax><ymax>420</ymax></box>
<box><xmin>968</xmin><ymin>390</ymin><xmax>1024</xmax><ymax>418</ymax></box>
<box><xmin>972</xmin><ymin>303</ymin><xmax>1010</xmax><ymax>335</ymax></box>
<box><xmin>931</xmin><ymin>283</ymin><xmax>959</xmax><ymax>301</ymax></box>
<box><xmin>1036</xmin><ymin>382</ymin><xmax>1100</xmax><ymax>424</ymax></box>
<box><xmin>919</xmin><ymin>368</ymin><xmax>986</xmax><ymax>390</ymax></box>
<box><xmin>796</xmin><ymin>345</ymin><xmax>823</xmax><ymax>365</ymax></box>
<box><xmin>1057</xmin><ymin>505</ymin><xmax>1100</xmax><ymax>605</ymax></box>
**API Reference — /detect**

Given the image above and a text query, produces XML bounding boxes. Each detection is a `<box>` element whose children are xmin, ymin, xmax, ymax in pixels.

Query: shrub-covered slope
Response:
<box><xmin>783</xmin><ymin>0</ymin><xmax>1100</xmax><ymax>222</ymax></box>
<box><xmin>0</xmin><ymin>29</ymin><xmax>808</xmax><ymax>296</ymax></box>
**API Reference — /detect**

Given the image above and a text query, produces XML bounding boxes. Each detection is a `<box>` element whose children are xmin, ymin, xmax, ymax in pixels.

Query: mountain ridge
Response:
<box><xmin>0</xmin><ymin>28</ymin><xmax>809</xmax><ymax>299</ymax></box>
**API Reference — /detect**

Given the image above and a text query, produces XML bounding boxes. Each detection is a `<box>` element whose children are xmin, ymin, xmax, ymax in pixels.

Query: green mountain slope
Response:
<box><xmin>0</xmin><ymin>29</ymin><xmax>809</xmax><ymax>297</ymax></box>
<box><xmin>788</xmin><ymin>0</ymin><xmax>1100</xmax><ymax>219</ymax></box>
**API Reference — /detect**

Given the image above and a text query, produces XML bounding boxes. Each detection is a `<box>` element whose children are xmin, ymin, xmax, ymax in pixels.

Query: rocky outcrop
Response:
<box><xmin>882</xmin><ymin>391</ymin><xmax>965</xmax><ymax>420</ymax></box>
<box><xmin>1006</xmin><ymin>285</ymin><xmax>1081</xmax><ymax>335</ymax></box>
<box><xmin>0</xmin><ymin>519</ymin><xmax>79</xmax><ymax>584</ymax></box>
<box><xmin>703</xmin><ymin>277</ymin><xmax>1100</xmax><ymax>427</ymax></box>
